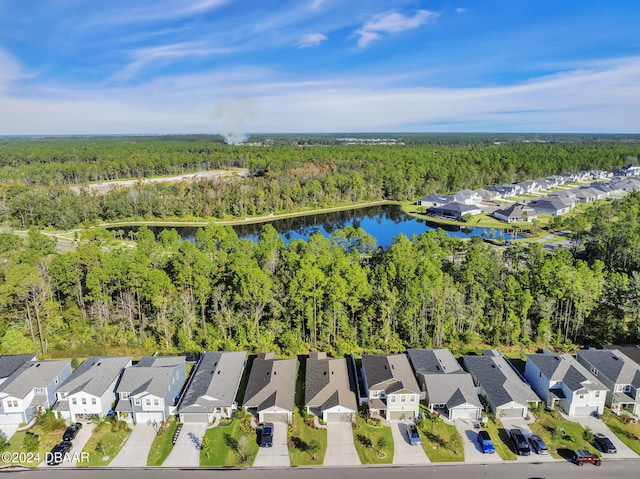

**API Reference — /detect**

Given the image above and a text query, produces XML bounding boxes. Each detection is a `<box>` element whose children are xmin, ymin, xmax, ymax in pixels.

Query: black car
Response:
<box><xmin>528</xmin><ymin>434</ymin><xmax>548</xmax><ymax>455</ymax></box>
<box><xmin>510</xmin><ymin>428</ymin><xmax>530</xmax><ymax>456</ymax></box>
<box><xmin>47</xmin><ymin>441</ymin><xmax>73</xmax><ymax>466</ymax></box>
<box><xmin>62</xmin><ymin>422</ymin><xmax>83</xmax><ymax>441</ymax></box>
<box><xmin>594</xmin><ymin>432</ymin><xmax>617</xmax><ymax>453</ymax></box>
<box><xmin>259</xmin><ymin>422</ymin><xmax>274</xmax><ymax>448</ymax></box>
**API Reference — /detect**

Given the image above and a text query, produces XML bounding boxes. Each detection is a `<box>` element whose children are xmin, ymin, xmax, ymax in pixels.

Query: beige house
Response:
<box><xmin>243</xmin><ymin>353</ymin><xmax>296</xmax><ymax>423</ymax></box>
<box><xmin>305</xmin><ymin>352</ymin><xmax>357</xmax><ymax>423</ymax></box>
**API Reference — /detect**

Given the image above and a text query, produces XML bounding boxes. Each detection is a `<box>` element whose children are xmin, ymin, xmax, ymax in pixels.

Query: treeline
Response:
<box><xmin>0</xmin><ymin>137</ymin><xmax>638</xmax><ymax>229</ymax></box>
<box><xmin>2</xmin><ymin>193</ymin><xmax>640</xmax><ymax>357</ymax></box>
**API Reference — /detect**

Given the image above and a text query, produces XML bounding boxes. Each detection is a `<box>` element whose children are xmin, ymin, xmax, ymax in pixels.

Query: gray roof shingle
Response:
<box><xmin>243</xmin><ymin>354</ymin><xmax>296</xmax><ymax>413</ymax></box>
<box><xmin>527</xmin><ymin>353</ymin><xmax>607</xmax><ymax>393</ymax></box>
<box><xmin>56</xmin><ymin>356</ymin><xmax>131</xmax><ymax>397</ymax></box>
<box><xmin>577</xmin><ymin>349</ymin><xmax>640</xmax><ymax>388</ymax></box>
<box><xmin>1</xmin><ymin>360</ymin><xmax>70</xmax><ymax>399</ymax></box>
<box><xmin>116</xmin><ymin>356</ymin><xmax>185</xmax><ymax>398</ymax></box>
<box><xmin>177</xmin><ymin>351</ymin><xmax>246</xmax><ymax>414</ymax></box>
<box><xmin>305</xmin><ymin>355</ymin><xmax>357</xmax><ymax>412</ymax></box>
<box><xmin>0</xmin><ymin>354</ymin><xmax>36</xmax><ymax>379</ymax></box>
<box><xmin>362</xmin><ymin>354</ymin><xmax>420</xmax><ymax>394</ymax></box>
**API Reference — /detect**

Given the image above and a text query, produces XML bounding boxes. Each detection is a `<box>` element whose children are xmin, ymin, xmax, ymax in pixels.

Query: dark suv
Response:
<box><xmin>259</xmin><ymin>422</ymin><xmax>274</xmax><ymax>448</ymax></box>
<box><xmin>510</xmin><ymin>428</ymin><xmax>530</xmax><ymax>456</ymax></box>
<box><xmin>62</xmin><ymin>422</ymin><xmax>82</xmax><ymax>441</ymax></box>
<box><xmin>572</xmin><ymin>449</ymin><xmax>601</xmax><ymax>466</ymax></box>
<box><xmin>594</xmin><ymin>433</ymin><xmax>617</xmax><ymax>453</ymax></box>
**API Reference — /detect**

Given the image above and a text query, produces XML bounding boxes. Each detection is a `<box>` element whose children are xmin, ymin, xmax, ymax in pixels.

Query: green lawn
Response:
<box><xmin>146</xmin><ymin>417</ymin><xmax>178</xmax><ymax>466</ymax></box>
<box><xmin>529</xmin><ymin>409</ymin><xmax>601</xmax><ymax>460</ymax></box>
<box><xmin>352</xmin><ymin>414</ymin><xmax>393</xmax><ymax>464</ymax></box>
<box><xmin>199</xmin><ymin>418</ymin><xmax>258</xmax><ymax>467</ymax></box>
<box><xmin>78</xmin><ymin>420</ymin><xmax>131</xmax><ymax>466</ymax></box>
<box><xmin>417</xmin><ymin>415</ymin><xmax>464</xmax><ymax>462</ymax></box>
<box><xmin>601</xmin><ymin>410</ymin><xmax>640</xmax><ymax>455</ymax></box>
<box><xmin>0</xmin><ymin>423</ymin><xmax>66</xmax><ymax>467</ymax></box>
<box><xmin>483</xmin><ymin>417</ymin><xmax>516</xmax><ymax>460</ymax></box>
<box><xmin>288</xmin><ymin>409</ymin><xmax>328</xmax><ymax>466</ymax></box>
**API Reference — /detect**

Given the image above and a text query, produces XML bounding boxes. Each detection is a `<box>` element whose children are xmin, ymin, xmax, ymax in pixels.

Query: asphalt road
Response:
<box><xmin>3</xmin><ymin>461</ymin><xmax>639</xmax><ymax>479</ymax></box>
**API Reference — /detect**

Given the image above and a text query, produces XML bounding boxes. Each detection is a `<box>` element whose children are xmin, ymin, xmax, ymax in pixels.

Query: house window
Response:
<box><xmin>146</xmin><ymin>399</ymin><xmax>151</xmax><ymax>406</ymax></box>
<box><xmin>595</xmin><ymin>391</ymin><xmax>600</xmax><ymax>398</ymax></box>
<box><xmin>590</xmin><ymin>366</ymin><xmax>598</xmax><ymax>376</ymax></box>
<box><xmin>91</xmin><ymin>398</ymin><xmax>96</xmax><ymax>405</ymax></box>
<box><xmin>134</xmin><ymin>398</ymin><xmax>141</xmax><ymax>406</ymax></box>
<box><xmin>390</xmin><ymin>396</ymin><xmax>396</xmax><ymax>403</ymax></box>
<box><xmin>579</xmin><ymin>394</ymin><xmax>585</xmax><ymax>399</ymax></box>
<box><xmin>82</xmin><ymin>398</ymin><xmax>87</xmax><ymax>405</ymax></box>
<box><xmin>121</xmin><ymin>392</ymin><xmax>129</xmax><ymax>400</ymax></box>
<box><xmin>410</xmin><ymin>395</ymin><xmax>416</xmax><ymax>402</ymax></box>
<box><xmin>72</xmin><ymin>398</ymin><xmax>77</xmax><ymax>405</ymax></box>
<box><xmin>401</xmin><ymin>396</ymin><xmax>406</xmax><ymax>403</ymax></box>
<box><xmin>153</xmin><ymin>398</ymin><xmax>159</xmax><ymax>406</ymax></box>
<box><xmin>59</xmin><ymin>392</ymin><xmax>67</xmax><ymax>399</ymax></box>
<box><xmin>7</xmin><ymin>400</ymin><xmax>18</xmax><ymax>408</ymax></box>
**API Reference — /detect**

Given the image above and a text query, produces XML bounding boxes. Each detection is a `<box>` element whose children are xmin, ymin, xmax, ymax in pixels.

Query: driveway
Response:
<box><xmin>563</xmin><ymin>415</ymin><xmax>639</xmax><ymax>459</ymax></box>
<box><xmin>324</xmin><ymin>422</ymin><xmax>360</xmax><ymax>466</ymax></box>
<box><xmin>253</xmin><ymin>422</ymin><xmax>290</xmax><ymax>467</ymax></box>
<box><xmin>162</xmin><ymin>424</ymin><xmax>207</xmax><ymax>467</ymax></box>
<box><xmin>109</xmin><ymin>423</ymin><xmax>157</xmax><ymax>467</ymax></box>
<box><xmin>38</xmin><ymin>422</ymin><xmax>94</xmax><ymax>468</ymax></box>
<box><xmin>387</xmin><ymin>421</ymin><xmax>429</xmax><ymax>465</ymax></box>
<box><xmin>454</xmin><ymin>419</ymin><xmax>503</xmax><ymax>464</ymax></box>
<box><xmin>500</xmin><ymin>418</ymin><xmax>557</xmax><ymax>463</ymax></box>
<box><xmin>0</xmin><ymin>425</ymin><xmax>19</xmax><ymax>442</ymax></box>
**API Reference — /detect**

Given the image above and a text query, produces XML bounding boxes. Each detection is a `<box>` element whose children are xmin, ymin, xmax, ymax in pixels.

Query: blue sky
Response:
<box><xmin>1</xmin><ymin>0</ymin><xmax>639</xmax><ymax>136</ymax></box>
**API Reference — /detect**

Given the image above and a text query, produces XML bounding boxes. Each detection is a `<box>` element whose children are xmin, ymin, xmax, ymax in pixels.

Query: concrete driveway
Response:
<box><xmin>500</xmin><ymin>418</ymin><xmax>557</xmax><ymax>463</ymax></box>
<box><xmin>253</xmin><ymin>422</ymin><xmax>290</xmax><ymax>467</ymax></box>
<box><xmin>454</xmin><ymin>419</ymin><xmax>503</xmax><ymax>464</ymax></box>
<box><xmin>387</xmin><ymin>421</ymin><xmax>429</xmax><ymax>465</ymax></box>
<box><xmin>324</xmin><ymin>421</ymin><xmax>360</xmax><ymax>466</ymax></box>
<box><xmin>563</xmin><ymin>415</ymin><xmax>639</xmax><ymax>459</ymax></box>
<box><xmin>109</xmin><ymin>423</ymin><xmax>157</xmax><ymax>467</ymax></box>
<box><xmin>0</xmin><ymin>425</ymin><xmax>19</xmax><ymax>441</ymax></box>
<box><xmin>162</xmin><ymin>424</ymin><xmax>207</xmax><ymax>467</ymax></box>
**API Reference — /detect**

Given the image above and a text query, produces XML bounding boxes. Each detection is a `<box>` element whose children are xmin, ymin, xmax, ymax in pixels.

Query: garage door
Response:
<box><xmin>262</xmin><ymin>412</ymin><xmax>290</xmax><ymax>423</ymax></box>
<box><xmin>389</xmin><ymin>410</ymin><xmax>414</xmax><ymax>421</ymax></box>
<box><xmin>136</xmin><ymin>411</ymin><xmax>165</xmax><ymax>423</ymax></box>
<box><xmin>326</xmin><ymin>412</ymin><xmax>353</xmax><ymax>423</ymax></box>
<box><xmin>498</xmin><ymin>407</ymin><xmax>525</xmax><ymax>418</ymax></box>
<box><xmin>0</xmin><ymin>414</ymin><xmax>21</xmax><ymax>425</ymax></box>
<box><xmin>450</xmin><ymin>408</ymin><xmax>480</xmax><ymax>420</ymax></box>
<box><xmin>181</xmin><ymin>412</ymin><xmax>210</xmax><ymax>424</ymax></box>
<box><xmin>573</xmin><ymin>406</ymin><xmax>598</xmax><ymax>416</ymax></box>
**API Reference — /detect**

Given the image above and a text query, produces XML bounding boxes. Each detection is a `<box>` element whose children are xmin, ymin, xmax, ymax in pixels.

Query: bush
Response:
<box><xmin>23</xmin><ymin>432</ymin><xmax>40</xmax><ymax>452</ymax></box>
<box><xmin>111</xmin><ymin>419</ymin><xmax>130</xmax><ymax>433</ymax></box>
<box><xmin>35</xmin><ymin>409</ymin><xmax>66</xmax><ymax>432</ymax></box>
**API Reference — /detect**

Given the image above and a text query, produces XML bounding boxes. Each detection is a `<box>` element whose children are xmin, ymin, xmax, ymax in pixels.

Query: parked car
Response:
<box><xmin>477</xmin><ymin>430</ymin><xmax>495</xmax><ymax>454</ymax></box>
<box><xmin>47</xmin><ymin>441</ymin><xmax>73</xmax><ymax>466</ymax></box>
<box><xmin>572</xmin><ymin>449</ymin><xmax>601</xmax><ymax>466</ymax></box>
<box><xmin>407</xmin><ymin>424</ymin><xmax>421</xmax><ymax>446</ymax></box>
<box><xmin>594</xmin><ymin>433</ymin><xmax>617</xmax><ymax>453</ymax></box>
<box><xmin>62</xmin><ymin>422</ymin><xmax>83</xmax><ymax>441</ymax></box>
<box><xmin>510</xmin><ymin>428</ymin><xmax>530</xmax><ymax>456</ymax></box>
<box><xmin>259</xmin><ymin>422</ymin><xmax>274</xmax><ymax>448</ymax></box>
<box><xmin>528</xmin><ymin>434</ymin><xmax>548</xmax><ymax>455</ymax></box>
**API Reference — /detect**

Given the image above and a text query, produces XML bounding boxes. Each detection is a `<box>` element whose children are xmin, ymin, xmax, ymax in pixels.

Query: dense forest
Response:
<box><xmin>1</xmin><ymin>191</ymin><xmax>640</xmax><ymax>358</ymax></box>
<box><xmin>0</xmin><ymin>136</ymin><xmax>638</xmax><ymax>229</ymax></box>
<box><xmin>1</xmin><ymin>135</ymin><xmax>639</xmax><ymax>358</ymax></box>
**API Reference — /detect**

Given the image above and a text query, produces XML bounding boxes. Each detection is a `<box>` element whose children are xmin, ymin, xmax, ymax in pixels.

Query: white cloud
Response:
<box><xmin>298</xmin><ymin>33</ymin><xmax>328</xmax><ymax>48</ymax></box>
<box><xmin>355</xmin><ymin>10</ymin><xmax>438</xmax><ymax>48</ymax></box>
<box><xmin>456</xmin><ymin>8</ymin><xmax>467</xmax><ymax>14</ymax></box>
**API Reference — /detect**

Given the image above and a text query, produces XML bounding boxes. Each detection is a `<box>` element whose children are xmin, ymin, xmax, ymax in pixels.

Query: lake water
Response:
<box><xmin>140</xmin><ymin>205</ymin><xmax>516</xmax><ymax>248</ymax></box>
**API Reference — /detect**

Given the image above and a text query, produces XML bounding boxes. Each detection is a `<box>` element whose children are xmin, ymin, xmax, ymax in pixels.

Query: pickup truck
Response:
<box><xmin>477</xmin><ymin>430</ymin><xmax>495</xmax><ymax>454</ymax></box>
<box><xmin>572</xmin><ymin>449</ymin><xmax>601</xmax><ymax>466</ymax></box>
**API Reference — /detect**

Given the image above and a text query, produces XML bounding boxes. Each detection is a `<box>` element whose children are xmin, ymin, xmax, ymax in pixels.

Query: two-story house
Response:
<box><xmin>525</xmin><ymin>352</ymin><xmax>607</xmax><ymax>417</ymax></box>
<box><xmin>0</xmin><ymin>355</ymin><xmax>37</xmax><ymax>386</ymax></box>
<box><xmin>576</xmin><ymin>349</ymin><xmax>640</xmax><ymax>416</ymax></box>
<box><xmin>361</xmin><ymin>354</ymin><xmax>421</xmax><ymax>420</ymax></box>
<box><xmin>463</xmin><ymin>350</ymin><xmax>540</xmax><ymax>418</ymax></box>
<box><xmin>177</xmin><ymin>351</ymin><xmax>247</xmax><ymax>424</ymax></box>
<box><xmin>114</xmin><ymin>356</ymin><xmax>186</xmax><ymax>423</ymax></box>
<box><xmin>0</xmin><ymin>360</ymin><xmax>71</xmax><ymax>425</ymax></box>
<box><xmin>53</xmin><ymin>356</ymin><xmax>132</xmax><ymax>421</ymax></box>
<box><xmin>407</xmin><ymin>348</ymin><xmax>482</xmax><ymax>420</ymax></box>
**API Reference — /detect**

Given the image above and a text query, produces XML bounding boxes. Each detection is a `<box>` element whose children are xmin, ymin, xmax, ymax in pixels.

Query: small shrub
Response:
<box><xmin>23</xmin><ymin>432</ymin><xmax>40</xmax><ymax>452</ymax></box>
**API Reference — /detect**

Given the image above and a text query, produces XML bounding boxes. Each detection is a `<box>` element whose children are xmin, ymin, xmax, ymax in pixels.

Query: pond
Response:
<box><xmin>135</xmin><ymin>205</ymin><xmax>516</xmax><ymax>248</ymax></box>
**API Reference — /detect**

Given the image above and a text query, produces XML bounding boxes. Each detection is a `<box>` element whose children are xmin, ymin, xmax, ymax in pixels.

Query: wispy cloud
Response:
<box><xmin>355</xmin><ymin>10</ymin><xmax>438</xmax><ymax>48</ymax></box>
<box><xmin>298</xmin><ymin>33</ymin><xmax>328</xmax><ymax>48</ymax></box>
<box><xmin>456</xmin><ymin>8</ymin><xmax>467</xmax><ymax>14</ymax></box>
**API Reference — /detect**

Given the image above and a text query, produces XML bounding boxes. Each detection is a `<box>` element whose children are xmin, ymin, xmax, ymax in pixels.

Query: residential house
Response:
<box><xmin>589</xmin><ymin>182</ymin><xmax>616</xmax><ymax>197</ymax></box>
<box><xmin>576</xmin><ymin>349</ymin><xmax>640</xmax><ymax>417</ymax></box>
<box><xmin>517</xmin><ymin>180</ymin><xmax>541</xmax><ymax>194</ymax></box>
<box><xmin>53</xmin><ymin>356</ymin><xmax>132</xmax><ymax>421</ymax></box>
<box><xmin>463</xmin><ymin>351</ymin><xmax>540</xmax><ymax>418</ymax></box>
<box><xmin>177</xmin><ymin>351</ymin><xmax>246</xmax><ymax>424</ymax></box>
<box><xmin>529</xmin><ymin>198</ymin><xmax>573</xmax><ymax>216</ymax></box>
<box><xmin>492</xmin><ymin>203</ymin><xmax>537</xmax><ymax>223</ymax></box>
<box><xmin>524</xmin><ymin>352</ymin><xmax>607</xmax><ymax>417</ymax></box>
<box><xmin>501</xmin><ymin>184</ymin><xmax>523</xmax><ymax>197</ymax></box>
<box><xmin>475</xmin><ymin>188</ymin><xmax>502</xmax><ymax>202</ymax></box>
<box><xmin>575</xmin><ymin>188</ymin><xmax>597</xmax><ymax>203</ymax></box>
<box><xmin>604</xmin><ymin>344</ymin><xmax>640</xmax><ymax>365</ymax></box>
<box><xmin>361</xmin><ymin>353</ymin><xmax>421</xmax><ymax>420</ymax></box>
<box><xmin>243</xmin><ymin>353</ymin><xmax>296</xmax><ymax>423</ymax></box>
<box><xmin>305</xmin><ymin>352</ymin><xmax>357</xmax><ymax>423</ymax></box>
<box><xmin>612</xmin><ymin>177</ymin><xmax>640</xmax><ymax>193</ymax></box>
<box><xmin>407</xmin><ymin>349</ymin><xmax>482</xmax><ymax>420</ymax></box>
<box><xmin>544</xmin><ymin>176</ymin><xmax>565</xmax><ymax>188</ymax></box>
<box><xmin>0</xmin><ymin>360</ymin><xmax>71</xmax><ymax>425</ymax></box>
<box><xmin>428</xmin><ymin>202</ymin><xmax>482</xmax><ymax>220</ymax></box>
<box><xmin>417</xmin><ymin>194</ymin><xmax>454</xmax><ymax>208</ymax></box>
<box><xmin>115</xmin><ymin>356</ymin><xmax>186</xmax><ymax>423</ymax></box>
<box><xmin>453</xmin><ymin>189</ymin><xmax>482</xmax><ymax>205</ymax></box>
<box><xmin>0</xmin><ymin>355</ymin><xmax>36</xmax><ymax>386</ymax></box>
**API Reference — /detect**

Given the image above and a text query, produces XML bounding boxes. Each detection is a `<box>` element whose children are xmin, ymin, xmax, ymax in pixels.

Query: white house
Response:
<box><xmin>525</xmin><ymin>352</ymin><xmax>607</xmax><ymax>417</ymax></box>
<box><xmin>53</xmin><ymin>356</ymin><xmax>132</xmax><ymax>421</ymax></box>
<box><xmin>0</xmin><ymin>360</ymin><xmax>71</xmax><ymax>425</ymax></box>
